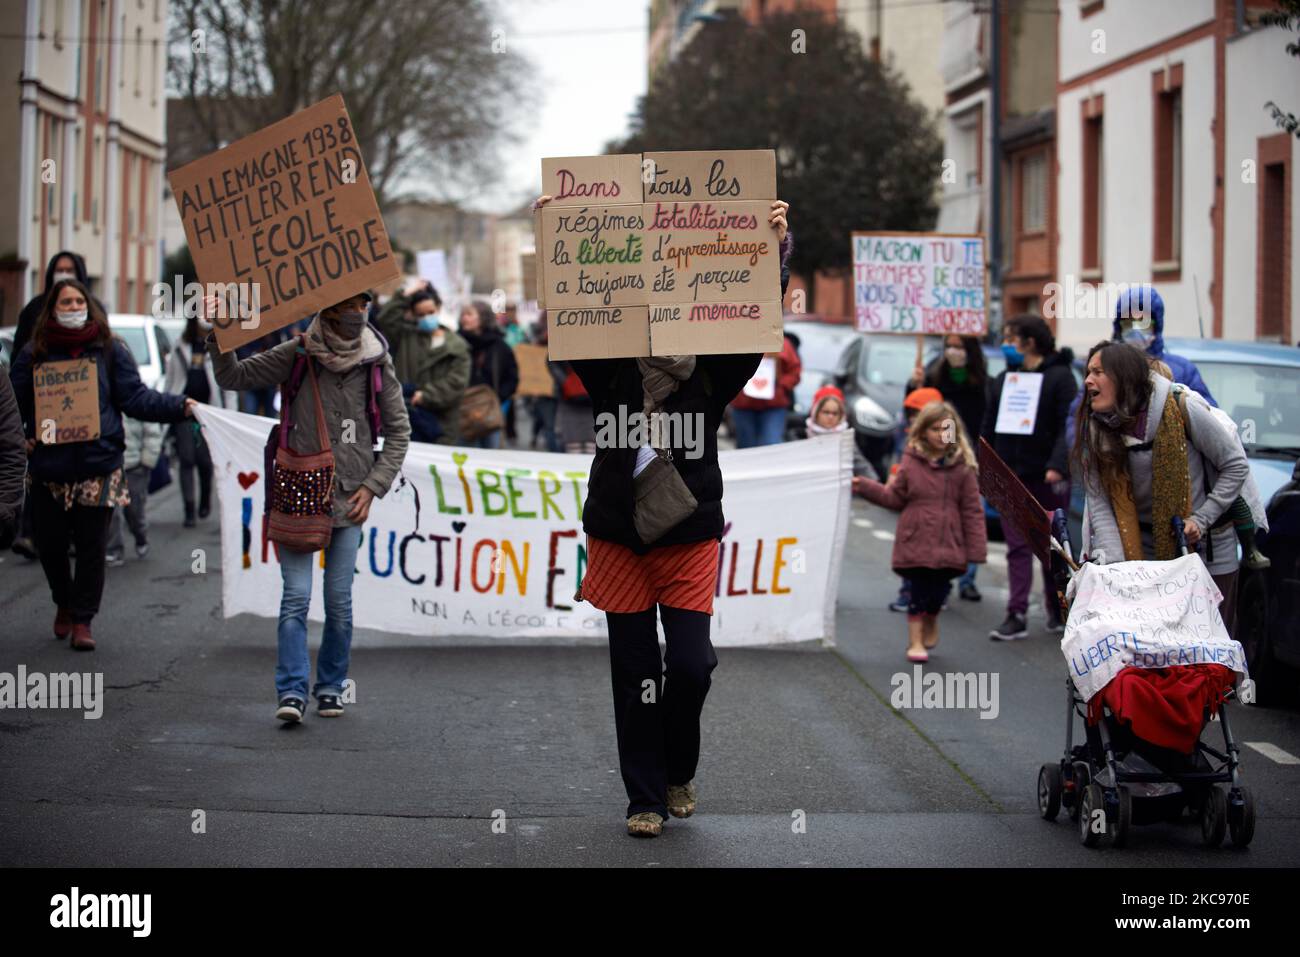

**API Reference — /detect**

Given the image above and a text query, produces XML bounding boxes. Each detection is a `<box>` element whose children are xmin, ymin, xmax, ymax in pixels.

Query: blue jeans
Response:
<box><xmin>276</xmin><ymin>523</ymin><xmax>364</xmax><ymax>702</ymax></box>
<box><xmin>731</xmin><ymin>407</ymin><xmax>786</xmax><ymax>448</ymax></box>
<box><xmin>475</xmin><ymin>429</ymin><xmax>503</xmax><ymax>449</ymax></box>
<box><xmin>958</xmin><ymin>562</ymin><xmax>978</xmax><ymax>588</ymax></box>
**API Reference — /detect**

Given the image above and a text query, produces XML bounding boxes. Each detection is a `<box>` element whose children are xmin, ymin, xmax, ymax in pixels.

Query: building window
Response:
<box><xmin>92</xmin><ymin>133</ymin><xmax>103</xmax><ymax>227</ymax></box>
<box><xmin>1154</xmin><ymin>86</ymin><xmax>1182</xmax><ymax>267</ymax></box>
<box><xmin>134</xmin><ymin>27</ymin><xmax>143</xmax><ymax>94</ymax></box>
<box><xmin>151</xmin><ymin>39</ymin><xmax>159</xmax><ymax>104</ymax></box>
<box><xmin>72</xmin><ymin>125</ymin><xmax>81</xmax><ymax>222</ymax></box>
<box><xmin>49</xmin><ymin>121</ymin><xmax>61</xmax><ymax>223</ymax></box>
<box><xmin>1021</xmin><ymin>151</ymin><xmax>1047</xmax><ymax>234</ymax></box>
<box><xmin>1082</xmin><ymin>103</ymin><xmax>1104</xmax><ymax>274</ymax></box>
<box><xmin>54</xmin><ymin>0</ymin><xmax>65</xmax><ymax>49</ymax></box>
<box><xmin>1257</xmin><ymin>134</ymin><xmax>1291</xmax><ymax>342</ymax></box>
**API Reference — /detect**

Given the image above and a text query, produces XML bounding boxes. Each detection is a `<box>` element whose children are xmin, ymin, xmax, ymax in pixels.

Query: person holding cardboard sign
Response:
<box><xmin>203</xmin><ymin>291</ymin><xmax>411</xmax><ymax>724</ymax></box>
<box><xmin>534</xmin><ymin>193</ymin><xmax>791</xmax><ymax>838</ymax></box>
<box><xmin>9</xmin><ymin>279</ymin><xmax>196</xmax><ymax>651</ymax></box>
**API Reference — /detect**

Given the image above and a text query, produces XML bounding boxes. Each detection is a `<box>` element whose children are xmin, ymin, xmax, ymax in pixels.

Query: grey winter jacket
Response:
<box><xmin>1081</xmin><ymin>372</ymin><xmax>1249</xmax><ymax>574</ymax></box>
<box><xmin>207</xmin><ymin>332</ymin><xmax>411</xmax><ymax>527</ymax></box>
<box><xmin>122</xmin><ymin>416</ymin><xmax>164</xmax><ymax>471</ymax></box>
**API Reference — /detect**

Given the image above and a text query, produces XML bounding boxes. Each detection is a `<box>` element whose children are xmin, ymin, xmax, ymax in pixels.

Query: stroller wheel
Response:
<box><xmin>1228</xmin><ymin>787</ymin><xmax>1256</xmax><ymax>848</ymax></box>
<box><xmin>1038</xmin><ymin>763</ymin><xmax>1063</xmax><ymax>821</ymax></box>
<box><xmin>1201</xmin><ymin>787</ymin><xmax>1227</xmax><ymax>848</ymax></box>
<box><xmin>1111</xmin><ymin>786</ymin><xmax>1133</xmax><ymax>849</ymax></box>
<box><xmin>1068</xmin><ymin>761</ymin><xmax>1091</xmax><ymax>821</ymax></box>
<box><xmin>1078</xmin><ymin>783</ymin><xmax>1106</xmax><ymax>848</ymax></box>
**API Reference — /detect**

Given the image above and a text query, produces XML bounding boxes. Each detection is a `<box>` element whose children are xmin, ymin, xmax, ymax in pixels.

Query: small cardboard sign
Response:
<box><xmin>742</xmin><ymin>355</ymin><xmax>778</xmax><ymax>400</ymax></box>
<box><xmin>167</xmin><ymin>93</ymin><xmax>401</xmax><ymax>353</ymax></box>
<box><xmin>34</xmin><ymin>357</ymin><xmax>100</xmax><ymax>444</ymax></box>
<box><xmin>994</xmin><ymin>371</ymin><xmax>1044</xmax><ymax>435</ymax></box>
<box><xmin>978</xmin><ymin>437</ymin><xmax>1052</xmax><ymax>564</ymax></box>
<box><xmin>852</xmin><ymin>231</ymin><xmax>987</xmax><ymax>335</ymax></box>
<box><xmin>513</xmin><ymin>342</ymin><xmax>553</xmax><ymax>397</ymax></box>
<box><xmin>538</xmin><ymin>149</ymin><xmax>782</xmax><ymax>360</ymax></box>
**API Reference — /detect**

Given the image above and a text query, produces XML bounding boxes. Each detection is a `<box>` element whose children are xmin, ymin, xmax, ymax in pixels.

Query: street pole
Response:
<box><xmin>988</xmin><ymin>0</ymin><xmax>1003</xmax><ymax>337</ymax></box>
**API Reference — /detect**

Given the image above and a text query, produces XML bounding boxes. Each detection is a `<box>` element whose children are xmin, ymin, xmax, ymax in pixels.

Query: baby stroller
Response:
<box><xmin>1036</xmin><ymin>511</ymin><xmax>1256</xmax><ymax>849</ymax></box>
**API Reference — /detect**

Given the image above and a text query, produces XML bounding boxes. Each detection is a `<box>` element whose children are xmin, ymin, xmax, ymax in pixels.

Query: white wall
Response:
<box><xmin>1059</xmin><ymin>0</ymin><xmax>1214</xmax><ymax>85</ymax></box>
<box><xmin>1223</xmin><ymin>24</ymin><xmax>1300</xmax><ymax>342</ymax></box>
<box><xmin>1056</xmin><ymin>35</ymin><xmax>1217</xmax><ymax>344</ymax></box>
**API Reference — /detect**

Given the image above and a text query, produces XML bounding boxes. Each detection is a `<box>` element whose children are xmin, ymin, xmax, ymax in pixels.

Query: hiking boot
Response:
<box><xmin>989</xmin><ymin>614</ymin><xmax>1028</xmax><ymax>641</ymax></box>
<box><xmin>53</xmin><ymin>608</ymin><xmax>73</xmax><ymax>640</ymax></box>
<box><xmin>276</xmin><ymin>697</ymin><xmax>305</xmax><ymax>723</ymax></box>
<box><xmin>317</xmin><ymin>694</ymin><xmax>344</xmax><ymax>718</ymax></box>
<box><xmin>626</xmin><ymin>812</ymin><xmax>664</xmax><ymax>837</ymax></box>
<box><xmin>959</xmin><ymin>583</ymin><xmax>982</xmax><ymax>602</ymax></box>
<box><xmin>667</xmin><ymin>782</ymin><xmax>697</xmax><ymax>818</ymax></box>
<box><xmin>70</xmin><ymin>623</ymin><xmax>95</xmax><ymax>651</ymax></box>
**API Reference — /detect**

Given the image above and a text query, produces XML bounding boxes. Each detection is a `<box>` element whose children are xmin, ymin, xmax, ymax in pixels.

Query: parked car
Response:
<box><xmin>783</xmin><ymin>319</ymin><xmax>860</xmax><ymax>438</ymax></box>
<box><xmin>107</xmin><ymin>314</ymin><xmax>173</xmax><ymax>391</ymax></box>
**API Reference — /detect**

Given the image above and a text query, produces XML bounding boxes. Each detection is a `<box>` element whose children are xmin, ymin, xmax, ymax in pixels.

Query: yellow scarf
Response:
<box><xmin>1109</xmin><ymin>391</ymin><xmax>1192</xmax><ymax>561</ymax></box>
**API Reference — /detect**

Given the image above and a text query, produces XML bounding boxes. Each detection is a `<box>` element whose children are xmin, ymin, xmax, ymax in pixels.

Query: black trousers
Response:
<box><xmin>31</xmin><ymin>481</ymin><xmax>114</xmax><ymax>624</ymax></box>
<box><xmin>897</xmin><ymin>566</ymin><xmax>961</xmax><ymax>616</ymax></box>
<box><xmin>173</xmin><ymin>421</ymin><xmax>212</xmax><ymax>513</ymax></box>
<box><xmin>606</xmin><ymin>604</ymin><xmax>718</xmax><ymax>818</ymax></box>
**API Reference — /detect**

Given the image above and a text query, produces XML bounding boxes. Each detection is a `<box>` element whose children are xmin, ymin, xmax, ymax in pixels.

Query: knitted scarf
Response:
<box><xmin>303</xmin><ymin>314</ymin><xmax>382</xmax><ymax>373</ymax></box>
<box><xmin>637</xmin><ymin>355</ymin><xmax>696</xmax><ymax>449</ymax></box>
<box><xmin>43</xmin><ymin>318</ymin><xmax>103</xmax><ymax>356</ymax></box>
<box><xmin>1104</xmin><ymin>391</ymin><xmax>1192</xmax><ymax>561</ymax></box>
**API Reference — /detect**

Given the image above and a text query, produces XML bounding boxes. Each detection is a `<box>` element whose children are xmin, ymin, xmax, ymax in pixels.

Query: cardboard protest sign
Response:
<box><xmin>642</xmin><ymin>150</ymin><xmax>776</xmax><ymax>202</ymax></box>
<box><xmin>513</xmin><ymin>343</ymin><xmax>553</xmax><ymax>397</ymax></box>
<box><xmin>168</xmin><ymin>93</ymin><xmax>400</xmax><ymax>352</ymax></box>
<box><xmin>852</xmin><ymin>231</ymin><xmax>987</xmax><ymax>335</ymax></box>
<box><xmin>538</xmin><ymin>150</ymin><xmax>784</xmax><ymax>360</ymax></box>
<box><xmin>978</xmin><ymin>437</ymin><xmax>1051</xmax><ymax>564</ymax></box>
<box><xmin>34</xmin><ymin>358</ymin><xmax>100</xmax><ymax>444</ymax></box>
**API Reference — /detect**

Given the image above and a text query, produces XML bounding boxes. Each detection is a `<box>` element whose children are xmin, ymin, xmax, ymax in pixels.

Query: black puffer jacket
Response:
<box><xmin>981</xmin><ymin>348</ymin><xmax>1078</xmax><ymax>481</ymax></box>
<box><xmin>572</xmin><ymin>353</ymin><xmax>764</xmax><ymax>554</ymax></box>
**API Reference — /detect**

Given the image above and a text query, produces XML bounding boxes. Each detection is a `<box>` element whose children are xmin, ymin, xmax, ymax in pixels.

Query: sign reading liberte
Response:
<box><xmin>168</xmin><ymin>94</ymin><xmax>401</xmax><ymax>352</ymax></box>
<box><xmin>538</xmin><ymin>150</ymin><xmax>784</xmax><ymax>359</ymax></box>
<box><xmin>852</xmin><ymin>231</ymin><xmax>988</xmax><ymax>335</ymax></box>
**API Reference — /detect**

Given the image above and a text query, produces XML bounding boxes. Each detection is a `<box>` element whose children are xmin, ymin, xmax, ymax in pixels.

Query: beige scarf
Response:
<box><xmin>637</xmin><ymin>355</ymin><xmax>696</xmax><ymax>449</ymax></box>
<box><xmin>303</xmin><ymin>314</ymin><xmax>383</xmax><ymax>373</ymax></box>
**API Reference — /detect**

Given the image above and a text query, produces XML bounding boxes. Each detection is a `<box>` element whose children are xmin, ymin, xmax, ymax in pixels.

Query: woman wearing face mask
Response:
<box><xmin>1073</xmin><ymin>341</ymin><xmax>1249</xmax><ymax>634</ymax></box>
<box><xmin>403</xmin><ymin>291</ymin><xmax>472</xmax><ymax>445</ymax></box>
<box><xmin>458</xmin><ymin>301</ymin><xmax>519</xmax><ymax>449</ymax></box>
<box><xmin>907</xmin><ymin>335</ymin><xmax>989</xmax><ymax>600</ymax></box>
<box><xmin>205</xmin><ymin>293</ymin><xmax>411</xmax><ymax>722</ymax></box>
<box><xmin>9</xmin><ymin>279</ymin><xmax>197</xmax><ymax>650</ymax></box>
<box><xmin>165</xmin><ymin>313</ymin><xmax>238</xmax><ymax>527</ymax></box>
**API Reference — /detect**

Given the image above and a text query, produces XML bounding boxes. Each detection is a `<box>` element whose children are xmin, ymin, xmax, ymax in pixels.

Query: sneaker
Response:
<box><xmin>1045</xmin><ymin>611</ymin><xmax>1066</xmax><ymax>634</ymax></box>
<box><xmin>317</xmin><ymin>694</ymin><xmax>344</xmax><ymax>718</ymax></box>
<box><xmin>989</xmin><ymin>614</ymin><xmax>1028</xmax><ymax>641</ymax></box>
<box><xmin>276</xmin><ymin>697</ymin><xmax>305</xmax><ymax>723</ymax></box>
<box><xmin>70</xmin><ymin>623</ymin><xmax>95</xmax><ymax>651</ymax></box>
<box><xmin>667</xmin><ymin>781</ymin><xmax>697</xmax><ymax>818</ymax></box>
<box><xmin>626</xmin><ymin>811</ymin><xmax>664</xmax><ymax>837</ymax></box>
<box><xmin>53</xmin><ymin>608</ymin><xmax>74</xmax><ymax>640</ymax></box>
<box><xmin>105</xmin><ymin>550</ymin><xmax>125</xmax><ymax>568</ymax></box>
<box><xmin>135</xmin><ymin>541</ymin><xmax>150</xmax><ymax>559</ymax></box>
<box><xmin>888</xmin><ymin>597</ymin><xmax>910</xmax><ymax>613</ymax></box>
<box><xmin>960</xmin><ymin>583</ymin><xmax>982</xmax><ymax>602</ymax></box>
<box><xmin>11</xmin><ymin>536</ymin><xmax>37</xmax><ymax>561</ymax></box>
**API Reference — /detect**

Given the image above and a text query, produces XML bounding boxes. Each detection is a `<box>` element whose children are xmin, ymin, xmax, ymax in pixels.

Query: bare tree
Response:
<box><xmin>168</xmin><ymin>0</ymin><xmax>534</xmax><ymax>206</ymax></box>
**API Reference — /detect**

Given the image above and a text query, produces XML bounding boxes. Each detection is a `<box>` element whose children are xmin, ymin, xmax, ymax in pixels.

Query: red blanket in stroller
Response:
<box><xmin>1087</xmin><ymin>664</ymin><xmax>1237</xmax><ymax>753</ymax></box>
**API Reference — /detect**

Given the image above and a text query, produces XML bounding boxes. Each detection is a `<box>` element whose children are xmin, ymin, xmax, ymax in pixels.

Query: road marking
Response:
<box><xmin>1245</xmin><ymin>742</ymin><xmax>1300</xmax><ymax>765</ymax></box>
<box><xmin>853</xmin><ymin>518</ymin><xmax>874</xmax><ymax>529</ymax></box>
<box><xmin>871</xmin><ymin>530</ymin><xmax>895</xmax><ymax>541</ymax></box>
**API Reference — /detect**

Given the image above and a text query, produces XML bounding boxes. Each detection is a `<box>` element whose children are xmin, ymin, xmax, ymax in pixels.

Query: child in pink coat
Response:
<box><xmin>852</xmin><ymin>400</ymin><xmax>987</xmax><ymax>661</ymax></box>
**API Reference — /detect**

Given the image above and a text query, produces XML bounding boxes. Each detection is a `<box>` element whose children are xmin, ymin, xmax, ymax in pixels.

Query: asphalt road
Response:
<box><xmin>1</xmin><ymin>478</ymin><xmax>1297</xmax><ymax>867</ymax></box>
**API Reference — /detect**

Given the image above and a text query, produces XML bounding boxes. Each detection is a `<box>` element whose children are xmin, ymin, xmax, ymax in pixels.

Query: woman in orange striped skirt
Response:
<box><xmin>532</xmin><ymin>195</ymin><xmax>792</xmax><ymax>837</ymax></box>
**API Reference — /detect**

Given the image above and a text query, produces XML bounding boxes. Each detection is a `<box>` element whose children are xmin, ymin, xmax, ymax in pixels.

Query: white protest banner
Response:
<box><xmin>852</xmin><ymin>231</ymin><xmax>987</xmax><ymax>335</ymax></box>
<box><xmin>195</xmin><ymin>406</ymin><xmax>852</xmax><ymax>646</ymax></box>
<box><xmin>994</xmin><ymin>371</ymin><xmax>1044</xmax><ymax>435</ymax></box>
<box><xmin>1061</xmin><ymin>553</ymin><xmax>1249</xmax><ymax>702</ymax></box>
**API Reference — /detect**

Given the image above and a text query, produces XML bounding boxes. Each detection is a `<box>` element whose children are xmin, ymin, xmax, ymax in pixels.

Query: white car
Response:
<box><xmin>107</xmin><ymin>314</ymin><xmax>174</xmax><ymax>391</ymax></box>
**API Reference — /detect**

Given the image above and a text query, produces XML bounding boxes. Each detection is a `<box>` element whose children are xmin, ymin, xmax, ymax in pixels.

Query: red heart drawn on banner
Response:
<box><xmin>751</xmin><ymin>378</ymin><xmax>769</xmax><ymax>390</ymax></box>
<box><xmin>237</xmin><ymin>471</ymin><xmax>260</xmax><ymax>489</ymax></box>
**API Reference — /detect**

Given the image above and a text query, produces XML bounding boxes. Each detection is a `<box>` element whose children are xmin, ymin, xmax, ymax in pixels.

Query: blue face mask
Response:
<box><xmin>1122</xmin><ymin>327</ymin><xmax>1154</xmax><ymax>351</ymax></box>
<box><xmin>417</xmin><ymin>315</ymin><xmax>440</xmax><ymax>333</ymax></box>
<box><xmin>1001</xmin><ymin>343</ymin><xmax>1024</xmax><ymax>367</ymax></box>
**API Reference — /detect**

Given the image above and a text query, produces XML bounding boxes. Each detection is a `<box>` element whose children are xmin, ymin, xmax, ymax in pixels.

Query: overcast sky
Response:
<box><xmin>470</xmin><ymin>0</ymin><xmax>649</xmax><ymax>214</ymax></box>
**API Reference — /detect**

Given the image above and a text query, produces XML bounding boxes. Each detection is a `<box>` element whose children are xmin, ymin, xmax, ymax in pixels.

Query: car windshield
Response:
<box><xmin>113</xmin><ymin>326</ymin><xmax>151</xmax><ymax>366</ymax></box>
<box><xmin>1195</xmin><ymin>361</ymin><xmax>1300</xmax><ymax>453</ymax></box>
<box><xmin>859</xmin><ymin>338</ymin><xmax>919</xmax><ymax>387</ymax></box>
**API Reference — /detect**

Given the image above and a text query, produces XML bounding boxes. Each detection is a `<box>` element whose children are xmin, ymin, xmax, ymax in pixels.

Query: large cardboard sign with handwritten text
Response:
<box><xmin>34</xmin><ymin>358</ymin><xmax>100</xmax><ymax>444</ymax></box>
<box><xmin>978</xmin><ymin>438</ymin><xmax>1051</xmax><ymax>564</ymax></box>
<box><xmin>538</xmin><ymin>150</ymin><xmax>784</xmax><ymax>359</ymax></box>
<box><xmin>852</xmin><ymin>231</ymin><xmax>987</xmax><ymax>335</ymax></box>
<box><xmin>168</xmin><ymin>94</ymin><xmax>400</xmax><ymax>352</ymax></box>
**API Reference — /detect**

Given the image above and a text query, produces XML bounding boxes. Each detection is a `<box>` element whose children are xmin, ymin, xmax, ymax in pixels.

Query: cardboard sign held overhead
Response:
<box><xmin>34</xmin><ymin>358</ymin><xmax>100</xmax><ymax>444</ymax></box>
<box><xmin>852</xmin><ymin>231</ymin><xmax>987</xmax><ymax>335</ymax></box>
<box><xmin>538</xmin><ymin>149</ymin><xmax>784</xmax><ymax>360</ymax></box>
<box><xmin>167</xmin><ymin>93</ymin><xmax>401</xmax><ymax>352</ymax></box>
<box><xmin>978</xmin><ymin>438</ymin><xmax>1052</xmax><ymax>564</ymax></box>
